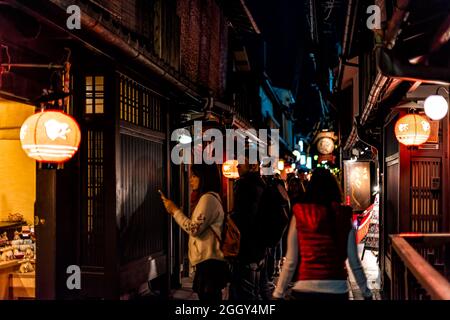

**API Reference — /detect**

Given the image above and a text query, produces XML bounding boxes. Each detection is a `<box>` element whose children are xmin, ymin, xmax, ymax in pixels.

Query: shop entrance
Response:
<box><xmin>0</xmin><ymin>97</ymin><xmax>36</xmax><ymax>299</ymax></box>
<box><xmin>343</xmin><ymin>159</ymin><xmax>381</xmax><ymax>298</ymax></box>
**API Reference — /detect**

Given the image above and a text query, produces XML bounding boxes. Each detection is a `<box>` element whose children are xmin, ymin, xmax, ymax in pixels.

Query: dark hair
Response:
<box><xmin>191</xmin><ymin>164</ymin><xmax>222</xmax><ymax>195</ymax></box>
<box><xmin>288</xmin><ymin>177</ymin><xmax>305</xmax><ymax>200</ymax></box>
<box><xmin>303</xmin><ymin>167</ymin><xmax>342</xmax><ymax>206</ymax></box>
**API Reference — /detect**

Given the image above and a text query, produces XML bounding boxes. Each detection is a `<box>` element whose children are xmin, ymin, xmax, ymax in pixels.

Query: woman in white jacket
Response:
<box><xmin>160</xmin><ymin>164</ymin><xmax>228</xmax><ymax>301</ymax></box>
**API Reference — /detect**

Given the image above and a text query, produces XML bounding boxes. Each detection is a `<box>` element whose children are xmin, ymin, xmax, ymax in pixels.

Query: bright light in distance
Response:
<box><xmin>306</xmin><ymin>157</ymin><xmax>312</xmax><ymax>169</ymax></box>
<box><xmin>300</xmin><ymin>155</ymin><xmax>306</xmax><ymax>165</ymax></box>
<box><xmin>293</xmin><ymin>150</ymin><xmax>301</xmax><ymax>161</ymax></box>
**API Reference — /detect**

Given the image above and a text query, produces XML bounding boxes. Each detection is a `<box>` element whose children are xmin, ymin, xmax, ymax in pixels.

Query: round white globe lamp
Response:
<box><xmin>424</xmin><ymin>94</ymin><xmax>448</xmax><ymax>120</ymax></box>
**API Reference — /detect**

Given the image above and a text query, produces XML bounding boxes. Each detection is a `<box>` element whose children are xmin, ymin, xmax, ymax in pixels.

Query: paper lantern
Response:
<box><xmin>424</xmin><ymin>95</ymin><xmax>448</xmax><ymax>120</ymax></box>
<box><xmin>20</xmin><ymin>110</ymin><xmax>81</xmax><ymax>163</ymax></box>
<box><xmin>222</xmin><ymin>160</ymin><xmax>239</xmax><ymax>179</ymax></box>
<box><xmin>395</xmin><ymin>114</ymin><xmax>430</xmax><ymax>146</ymax></box>
<box><xmin>277</xmin><ymin>160</ymin><xmax>285</xmax><ymax>171</ymax></box>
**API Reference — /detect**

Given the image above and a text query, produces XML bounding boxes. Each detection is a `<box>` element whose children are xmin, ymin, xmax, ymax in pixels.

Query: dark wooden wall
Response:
<box><xmin>119</xmin><ymin>132</ymin><xmax>166</xmax><ymax>263</ymax></box>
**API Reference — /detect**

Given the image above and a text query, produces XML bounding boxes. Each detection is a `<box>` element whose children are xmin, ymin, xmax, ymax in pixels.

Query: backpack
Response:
<box><xmin>257</xmin><ymin>179</ymin><xmax>290</xmax><ymax>247</ymax></box>
<box><xmin>207</xmin><ymin>193</ymin><xmax>240</xmax><ymax>259</ymax></box>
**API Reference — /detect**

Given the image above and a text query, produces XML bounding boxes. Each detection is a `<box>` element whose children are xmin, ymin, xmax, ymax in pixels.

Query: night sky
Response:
<box><xmin>246</xmin><ymin>0</ymin><xmax>306</xmax><ymax>90</ymax></box>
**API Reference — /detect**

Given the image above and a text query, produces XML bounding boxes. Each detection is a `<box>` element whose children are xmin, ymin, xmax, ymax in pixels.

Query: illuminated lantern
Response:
<box><xmin>394</xmin><ymin>114</ymin><xmax>430</xmax><ymax>146</ymax></box>
<box><xmin>424</xmin><ymin>95</ymin><xmax>448</xmax><ymax>120</ymax></box>
<box><xmin>222</xmin><ymin>160</ymin><xmax>239</xmax><ymax>179</ymax></box>
<box><xmin>20</xmin><ymin>110</ymin><xmax>81</xmax><ymax>163</ymax></box>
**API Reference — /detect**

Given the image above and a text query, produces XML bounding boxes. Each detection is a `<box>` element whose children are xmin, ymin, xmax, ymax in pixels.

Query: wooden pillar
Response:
<box><xmin>35</xmin><ymin>169</ymin><xmax>57</xmax><ymax>299</ymax></box>
<box><xmin>165</xmin><ymin>102</ymin><xmax>173</xmax><ymax>298</ymax></box>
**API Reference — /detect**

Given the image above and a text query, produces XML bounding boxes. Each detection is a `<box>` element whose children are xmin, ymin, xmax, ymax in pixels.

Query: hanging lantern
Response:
<box><xmin>424</xmin><ymin>95</ymin><xmax>448</xmax><ymax>120</ymax></box>
<box><xmin>395</xmin><ymin>114</ymin><xmax>431</xmax><ymax>146</ymax></box>
<box><xmin>20</xmin><ymin>110</ymin><xmax>81</xmax><ymax>163</ymax></box>
<box><xmin>222</xmin><ymin>160</ymin><xmax>239</xmax><ymax>179</ymax></box>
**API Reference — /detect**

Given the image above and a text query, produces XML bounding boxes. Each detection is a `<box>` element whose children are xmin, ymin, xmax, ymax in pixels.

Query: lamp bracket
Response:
<box><xmin>436</xmin><ymin>87</ymin><xmax>449</xmax><ymax>95</ymax></box>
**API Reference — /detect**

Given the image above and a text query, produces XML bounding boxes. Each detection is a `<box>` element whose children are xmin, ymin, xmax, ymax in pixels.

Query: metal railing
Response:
<box><xmin>390</xmin><ymin>233</ymin><xmax>450</xmax><ymax>300</ymax></box>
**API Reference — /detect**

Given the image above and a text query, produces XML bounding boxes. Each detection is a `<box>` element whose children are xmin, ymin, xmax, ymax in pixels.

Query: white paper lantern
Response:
<box><xmin>20</xmin><ymin>110</ymin><xmax>81</xmax><ymax>163</ymax></box>
<box><xmin>424</xmin><ymin>95</ymin><xmax>448</xmax><ymax>120</ymax></box>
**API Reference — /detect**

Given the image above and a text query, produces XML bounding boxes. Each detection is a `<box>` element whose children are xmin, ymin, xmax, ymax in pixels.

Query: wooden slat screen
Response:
<box><xmin>82</xmin><ymin>130</ymin><xmax>105</xmax><ymax>267</ymax></box>
<box><xmin>119</xmin><ymin>74</ymin><xmax>163</xmax><ymax>132</ymax></box>
<box><xmin>411</xmin><ymin>158</ymin><xmax>442</xmax><ymax>233</ymax></box>
<box><xmin>119</xmin><ymin>134</ymin><xmax>165</xmax><ymax>264</ymax></box>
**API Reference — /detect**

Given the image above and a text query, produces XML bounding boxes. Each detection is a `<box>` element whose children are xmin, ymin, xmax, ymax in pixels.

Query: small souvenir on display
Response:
<box><xmin>13</xmin><ymin>249</ymin><xmax>24</xmax><ymax>259</ymax></box>
<box><xmin>0</xmin><ymin>248</ymin><xmax>14</xmax><ymax>261</ymax></box>
<box><xmin>21</xmin><ymin>226</ymin><xmax>31</xmax><ymax>239</ymax></box>
<box><xmin>11</xmin><ymin>239</ymin><xmax>22</xmax><ymax>246</ymax></box>
<box><xmin>8</xmin><ymin>212</ymin><xmax>24</xmax><ymax>222</ymax></box>
<box><xmin>0</xmin><ymin>232</ymin><xmax>8</xmax><ymax>246</ymax></box>
<box><xmin>19</xmin><ymin>260</ymin><xmax>34</xmax><ymax>273</ymax></box>
<box><xmin>25</xmin><ymin>248</ymin><xmax>34</xmax><ymax>259</ymax></box>
<box><xmin>13</xmin><ymin>231</ymin><xmax>21</xmax><ymax>240</ymax></box>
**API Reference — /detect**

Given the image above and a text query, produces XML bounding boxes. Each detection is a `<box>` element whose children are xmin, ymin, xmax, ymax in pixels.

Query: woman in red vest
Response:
<box><xmin>273</xmin><ymin>168</ymin><xmax>373</xmax><ymax>300</ymax></box>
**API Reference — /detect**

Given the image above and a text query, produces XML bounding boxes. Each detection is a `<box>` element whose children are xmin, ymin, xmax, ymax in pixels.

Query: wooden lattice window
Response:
<box><xmin>410</xmin><ymin>158</ymin><xmax>442</xmax><ymax>233</ymax></box>
<box><xmin>85</xmin><ymin>76</ymin><xmax>104</xmax><ymax>114</ymax></box>
<box><xmin>119</xmin><ymin>74</ymin><xmax>163</xmax><ymax>131</ymax></box>
<box><xmin>82</xmin><ymin>130</ymin><xmax>105</xmax><ymax>267</ymax></box>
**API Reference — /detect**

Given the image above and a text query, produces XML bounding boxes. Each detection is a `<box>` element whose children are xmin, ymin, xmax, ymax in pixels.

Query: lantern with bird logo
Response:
<box><xmin>20</xmin><ymin>110</ymin><xmax>81</xmax><ymax>163</ymax></box>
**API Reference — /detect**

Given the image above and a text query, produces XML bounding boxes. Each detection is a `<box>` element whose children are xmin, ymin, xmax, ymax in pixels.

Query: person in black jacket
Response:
<box><xmin>229</xmin><ymin>155</ymin><xmax>267</xmax><ymax>300</ymax></box>
<box><xmin>260</xmin><ymin>173</ymin><xmax>290</xmax><ymax>299</ymax></box>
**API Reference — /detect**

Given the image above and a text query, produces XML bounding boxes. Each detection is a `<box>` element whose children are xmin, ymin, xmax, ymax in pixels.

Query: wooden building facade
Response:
<box><xmin>336</xmin><ymin>0</ymin><xmax>450</xmax><ymax>299</ymax></box>
<box><xmin>0</xmin><ymin>0</ymin><xmax>266</xmax><ymax>299</ymax></box>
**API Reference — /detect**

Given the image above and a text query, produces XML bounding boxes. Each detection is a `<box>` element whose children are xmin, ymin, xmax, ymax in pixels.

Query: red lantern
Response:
<box><xmin>20</xmin><ymin>110</ymin><xmax>81</xmax><ymax>163</ymax></box>
<box><xmin>395</xmin><ymin>114</ymin><xmax>431</xmax><ymax>146</ymax></box>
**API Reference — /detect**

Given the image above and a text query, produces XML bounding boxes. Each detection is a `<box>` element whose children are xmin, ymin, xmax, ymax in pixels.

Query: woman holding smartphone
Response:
<box><xmin>160</xmin><ymin>164</ymin><xmax>228</xmax><ymax>302</ymax></box>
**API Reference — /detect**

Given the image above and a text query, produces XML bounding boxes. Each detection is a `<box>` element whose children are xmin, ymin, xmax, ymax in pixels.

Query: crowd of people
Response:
<box><xmin>160</xmin><ymin>158</ymin><xmax>373</xmax><ymax>301</ymax></box>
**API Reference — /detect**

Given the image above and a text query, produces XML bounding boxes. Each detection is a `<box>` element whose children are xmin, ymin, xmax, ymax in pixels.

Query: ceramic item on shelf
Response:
<box><xmin>25</xmin><ymin>248</ymin><xmax>33</xmax><ymax>259</ymax></box>
<box><xmin>0</xmin><ymin>232</ymin><xmax>7</xmax><ymax>246</ymax></box>
<box><xmin>14</xmin><ymin>250</ymin><xmax>24</xmax><ymax>259</ymax></box>
<box><xmin>8</xmin><ymin>213</ymin><xmax>24</xmax><ymax>222</ymax></box>
<box><xmin>19</xmin><ymin>260</ymin><xmax>34</xmax><ymax>273</ymax></box>
<box><xmin>1</xmin><ymin>249</ymin><xmax>13</xmax><ymax>261</ymax></box>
